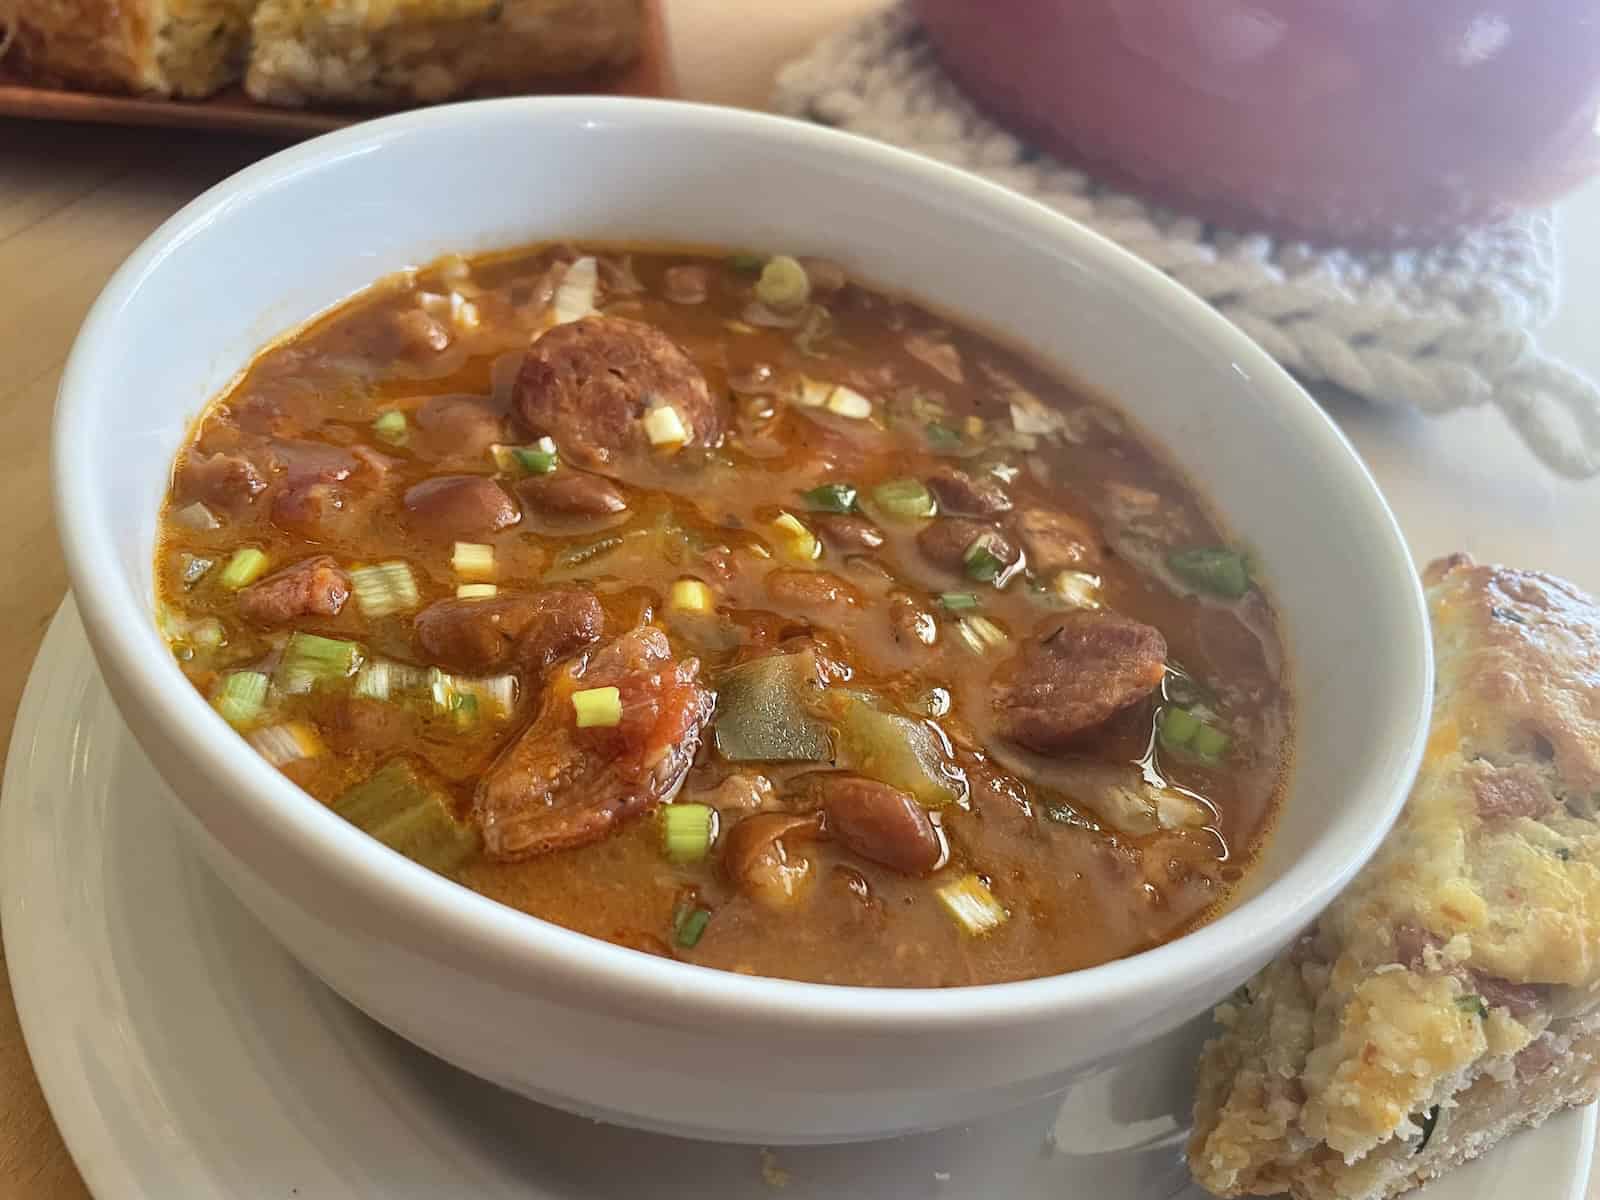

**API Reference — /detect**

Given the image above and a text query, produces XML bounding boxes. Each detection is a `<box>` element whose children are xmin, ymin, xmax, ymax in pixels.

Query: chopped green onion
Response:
<box><xmin>180</xmin><ymin>554</ymin><xmax>215</xmax><ymax>589</ymax></box>
<box><xmin>670</xmin><ymin>578</ymin><xmax>714</xmax><ymax>613</ymax></box>
<box><xmin>212</xmin><ymin>671</ymin><xmax>268</xmax><ymax>728</ymax></box>
<box><xmin>452</xmin><ymin>674</ymin><xmax>518</xmax><ymax>718</ymax></box>
<box><xmin>824</xmin><ymin>385</ymin><xmax>872</xmax><ymax>420</ymax></box>
<box><xmin>674</xmin><ymin>906</ymin><xmax>712</xmax><ymax>948</ymax></box>
<box><xmin>872</xmin><ymin>478</ymin><xmax>936</xmax><ymax>521</ymax></box>
<box><xmin>333</xmin><ymin>759</ymin><xmax>481</xmax><ymax>872</ymax></box>
<box><xmin>755</xmin><ymin>255</ymin><xmax>810</xmax><ymax>312</ymax></box>
<box><xmin>1455</xmin><ymin>994</ymin><xmax>1488</xmax><ymax>1018</ymax></box>
<box><xmin>572</xmin><ymin>685</ymin><xmax>622</xmax><ymax>728</ymax></box>
<box><xmin>452</xmin><ymin>541</ymin><xmax>496</xmax><ymax>580</ymax></box>
<box><xmin>353</xmin><ymin>658</ymin><xmax>427</xmax><ymax>703</ymax></box>
<box><xmin>925</xmin><ymin>422</ymin><xmax>963</xmax><ymax>452</ymax></box>
<box><xmin>662</xmin><ymin>804</ymin><xmax>717</xmax><ymax>864</ymax></box>
<box><xmin>275</xmin><ymin>632</ymin><xmax>362</xmax><ymax>695</ymax></box>
<box><xmin>351</xmin><ymin>560</ymin><xmax>419</xmax><ymax>619</ymax></box>
<box><xmin>1167</xmin><ymin>546</ymin><xmax>1252</xmax><ymax>600</ymax></box>
<box><xmin>247</xmin><ymin>722</ymin><xmax>322</xmax><ymax>767</ymax></box>
<box><xmin>219</xmin><ymin>548</ymin><xmax>269</xmax><ymax>591</ymax></box>
<box><xmin>373</xmin><ymin>410</ymin><xmax>408</xmax><ymax>446</ymax></box>
<box><xmin>955</xmin><ymin>615</ymin><xmax>1008</xmax><ymax>655</ymax></box>
<box><xmin>1158</xmin><ymin>706</ymin><xmax>1202</xmax><ymax>750</ymax></box>
<box><xmin>642</xmin><ymin>405</ymin><xmax>689</xmax><ymax>448</ymax></box>
<box><xmin>963</xmin><ymin>534</ymin><xmax>1005</xmax><ymax>583</ymax></box>
<box><xmin>801</xmin><ymin>482</ymin><xmax>857</xmax><ymax>513</ymax></box>
<box><xmin>937</xmin><ymin>874</ymin><xmax>1008</xmax><ymax>935</ymax></box>
<box><xmin>726</xmin><ymin>252</ymin><xmax>765</xmax><ymax>275</ymax></box>
<box><xmin>1190</xmin><ymin>723</ymin><xmax>1232</xmax><ymax>761</ymax></box>
<box><xmin>491</xmin><ymin>438</ymin><xmax>559</xmax><ymax>475</ymax></box>
<box><xmin>939</xmin><ymin>591</ymin><xmax>980</xmax><ymax>611</ymax></box>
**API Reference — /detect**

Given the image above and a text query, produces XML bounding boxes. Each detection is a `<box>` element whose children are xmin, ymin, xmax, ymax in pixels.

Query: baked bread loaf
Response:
<box><xmin>244</xmin><ymin>0</ymin><xmax>641</xmax><ymax>107</ymax></box>
<box><xmin>1190</xmin><ymin>554</ymin><xmax>1600</xmax><ymax>1200</ymax></box>
<box><xmin>3</xmin><ymin>0</ymin><xmax>256</xmax><ymax>95</ymax></box>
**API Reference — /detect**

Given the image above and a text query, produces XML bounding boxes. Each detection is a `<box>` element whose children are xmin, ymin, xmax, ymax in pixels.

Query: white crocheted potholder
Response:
<box><xmin>774</xmin><ymin>3</ymin><xmax>1600</xmax><ymax>478</ymax></box>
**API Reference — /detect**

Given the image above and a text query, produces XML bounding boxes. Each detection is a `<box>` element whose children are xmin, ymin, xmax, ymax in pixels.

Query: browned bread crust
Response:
<box><xmin>1189</xmin><ymin>555</ymin><xmax>1600</xmax><ymax>1200</ymax></box>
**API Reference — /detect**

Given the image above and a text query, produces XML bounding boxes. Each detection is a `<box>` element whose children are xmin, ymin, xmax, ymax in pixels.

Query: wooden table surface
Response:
<box><xmin>4</xmin><ymin>2</ymin><xmax>1600</xmax><ymax>1196</ymax></box>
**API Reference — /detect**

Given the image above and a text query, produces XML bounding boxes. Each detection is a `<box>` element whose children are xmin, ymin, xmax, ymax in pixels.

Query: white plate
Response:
<box><xmin>4</xmin><ymin>599</ymin><xmax>1594</xmax><ymax>1199</ymax></box>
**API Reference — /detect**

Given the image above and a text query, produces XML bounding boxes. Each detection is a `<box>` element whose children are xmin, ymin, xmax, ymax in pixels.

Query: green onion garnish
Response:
<box><xmin>572</xmin><ymin>685</ymin><xmax>622</xmax><ymax>728</ymax></box>
<box><xmin>662</xmin><ymin>804</ymin><xmax>716</xmax><ymax>864</ymax></box>
<box><xmin>219</xmin><ymin>548</ymin><xmax>269</xmax><ymax>591</ymax></box>
<box><xmin>955</xmin><ymin>615</ymin><xmax>1008</xmax><ymax>655</ymax></box>
<box><xmin>1455</xmin><ymin>994</ymin><xmax>1488</xmax><ymax>1018</ymax></box>
<box><xmin>1158</xmin><ymin>706</ymin><xmax>1202</xmax><ymax>750</ymax></box>
<box><xmin>1190</xmin><ymin>723</ymin><xmax>1232</xmax><ymax>762</ymax></box>
<box><xmin>373</xmin><ymin>410</ymin><xmax>408</xmax><ymax>446</ymax></box>
<box><xmin>755</xmin><ymin>255</ymin><xmax>810</xmax><ymax>312</ymax></box>
<box><xmin>925</xmin><ymin>422</ymin><xmax>962</xmax><ymax>451</ymax></box>
<box><xmin>872</xmin><ymin>478</ymin><xmax>936</xmax><ymax>521</ymax></box>
<box><xmin>936</xmin><ymin>874</ymin><xmax>1008</xmax><ymax>935</ymax></box>
<box><xmin>351</xmin><ymin>560</ymin><xmax>419</xmax><ymax>619</ymax></box>
<box><xmin>939</xmin><ymin>591</ymin><xmax>980</xmax><ymax>611</ymax></box>
<box><xmin>275</xmin><ymin>632</ymin><xmax>362</xmax><ymax>695</ymax></box>
<box><xmin>212</xmin><ymin>671</ymin><xmax>268</xmax><ymax>728</ymax></box>
<box><xmin>801</xmin><ymin>482</ymin><xmax>857</xmax><ymax>513</ymax></box>
<box><xmin>963</xmin><ymin>534</ymin><xmax>1005</xmax><ymax>583</ymax></box>
<box><xmin>1167</xmin><ymin>546</ymin><xmax>1252</xmax><ymax>600</ymax></box>
<box><xmin>514</xmin><ymin>446</ymin><xmax>558</xmax><ymax>474</ymax></box>
<box><xmin>674</xmin><ymin>906</ymin><xmax>712</xmax><ymax>948</ymax></box>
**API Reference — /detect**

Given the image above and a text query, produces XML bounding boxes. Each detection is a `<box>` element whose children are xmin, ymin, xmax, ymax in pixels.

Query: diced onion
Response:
<box><xmin>551</xmin><ymin>256</ymin><xmax>598</xmax><ymax>325</ymax></box>
<box><xmin>770</xmin><ymin>512</ymin><xmax>820</xmax><ymax>562</ymax></box>
<box><xmin>642</xmin><ymin>405</ymin><xmax>689</xmax><ymax>448</ymax></box>
<box><xmin>1051</xmin><ymin>570</ymin><xmax>1101</xmax><ymax>608</ymax></box>
<box><xmin>456</xmin><ymin>583</ymin><xmax>498</xmax><ymax>599</ymax></box>
<box><xmin>351</xmin><ymin>561</ymin><xmax>420</xmax><ymax>619</ymax></box>
<box><xmin>248</xmin><ymin>722</ymin><xmax>323</xmax><ymax>767</ymax></box>
<box><xmin>670</xmin><ymin>578</ymin><xmax>714</xmax><ymax>613</ymax></box>
<box><xmin>572</xmin><ymin>686</ymin><xmax>622</xmax><ymax>728</ymax></box>
<box><xmin>452</xmin><ymin>542</ymin><xmax>496</xmax><ymax>580</ymax></box>
<box><xmin>825</xmin><ymin>385</ymin><xmax>872</xmax><ymax>420</ymax></box>
<box><xmin>1009</xmin><ymin>391</ymin><xmax>1062</xmax><ymax>436</ymax></box>
<box><xmin>937</xmin><ymin>874</ymin><xmax>1008</xmax><ymax>935</ymax></box>
<box><xmin>173</xmin><ymin>501</ymin><xmax>220</xmax><ymax>531</ymax></box>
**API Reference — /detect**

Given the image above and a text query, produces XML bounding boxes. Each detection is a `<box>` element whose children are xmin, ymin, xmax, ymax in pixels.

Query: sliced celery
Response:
<box><xmin>219</xmin><ymin>548</ymin><xmax>268</xmax><ymax>590</ymax></box>
<box><xmin>275</xmin><ymin>632</ymin><xmax>362</xmax><ymax>695</ymax></box>
<box><xmin>333</xmin><ymin>760</ymin><xmax>481</xmax><ymax>873</ymax></box>
<box><xmin>212</xmin><ymin>671</ymin><xmax>268</xmax><ymax>728</ymax></box>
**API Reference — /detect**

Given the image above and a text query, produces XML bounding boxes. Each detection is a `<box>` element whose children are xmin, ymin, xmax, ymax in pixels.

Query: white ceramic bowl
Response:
<box><xmin>53</xmin><ymin>98</ymin><xmax>1431</xmax><ymax>1144</ymax></box>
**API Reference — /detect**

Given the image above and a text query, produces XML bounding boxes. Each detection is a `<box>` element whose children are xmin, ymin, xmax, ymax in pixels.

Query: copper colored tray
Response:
<box><xmin>0</xmin><ymin>0</ymin><xmax>673</xmax><ymax>137</ymax></box>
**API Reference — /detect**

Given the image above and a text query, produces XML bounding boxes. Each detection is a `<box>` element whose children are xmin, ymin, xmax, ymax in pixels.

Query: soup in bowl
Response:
<box><xmin>54</xmin><ymin>98</ymin><xmax>1429</xmax><ymax>1141</ymax></box>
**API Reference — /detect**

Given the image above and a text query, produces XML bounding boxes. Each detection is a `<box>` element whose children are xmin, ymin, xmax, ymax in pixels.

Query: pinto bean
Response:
<box><xmin>402</xmin><ymin>475</ymin><xmax>520</xmax><ymax>540</ymax></box>
<box><xmin>415</xmin><ymin>587</ymin><xmax>603</xmax><ymax>677</ymax></box>
<box><xmin>917</xmin><ymin>519</ymin><xmax>1017</xmax><ymax>575</ymax></box>
<box><xmin>926</xmin><ymin>466</ymin><xmax>1010</xmax><ymax>516</ymax></box>
<box><xmin>813</xmin><ymin>776</ymin><xmax>943</xmax><ymax>875</ymax></box>
<box><xmin>721</xmin><ymin>812</ymin><xmax>824</xmax><ymax>908</ymax></box>
<box><xmin>517</xmin><ymin>472</ymin><xmax>628</xmax><ymax>518</ymax></box>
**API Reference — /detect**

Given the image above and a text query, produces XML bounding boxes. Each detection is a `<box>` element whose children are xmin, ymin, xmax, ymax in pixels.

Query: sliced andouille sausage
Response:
<box><xmin>513</xmin><ymin>315</ymin><xmax>721</xmax><ymax>477</ymax></box>
<box><xmin>403</xmin><ymin>475</ymin><xmax>520</xmax><ymax>540</ymax></box>
<box><xmin>917</xmin><ymin>518</ymin><xmax>1018</xmax><ymax>575</ymax></box>
<box><xmin>237</xmin><ymin>555</ymin><xmax>351</xmax><ymax>625</ymax></box>
<box><xmin>926</xmin><ymin>466</ymin><xmax>1009</xmax><ymax>516</ymax></box>
<box><xmin>473</xmin><ymin>627</ymin><xmax>714</xmax><ymax>861</ymax></box>
<box><xmin>1013</xmin><ymin>507</ymin><xmax>1101</xmax><ymax>572</ymax></box>
<box><xmin>415</xmin><ymin>394</ymin><xmax>506</xmax><ymax>461</ymax></box>
<box><xmin>996</xmin><ymin>611</ymin><xmax>1168</xmax><ymax>753</ymax></box>
<box><xmin>174</xmin><ymin>452</ymin><xmax>267</xmax><ymax>515</ymax></box>
<box><xmin>415</xmin><ymin>587</ymin><xmax>603</xmax><ymax>677</ymax></box>
<box><xmin>721</xmin><ymin>812</ymin><xmax>824</xmax><ymax>908</ymax></box>
<box><xmin>517</xmin><ymin>472</ymin><xmax>628</xmax><ymax>518</ymax></box>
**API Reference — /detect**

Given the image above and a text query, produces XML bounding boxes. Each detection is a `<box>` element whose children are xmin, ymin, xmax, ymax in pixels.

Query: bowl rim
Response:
<box><xmin>53</xmin><ymin>95</ymin><xmax>1432</xmax><ymax>1032</ymax></box>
